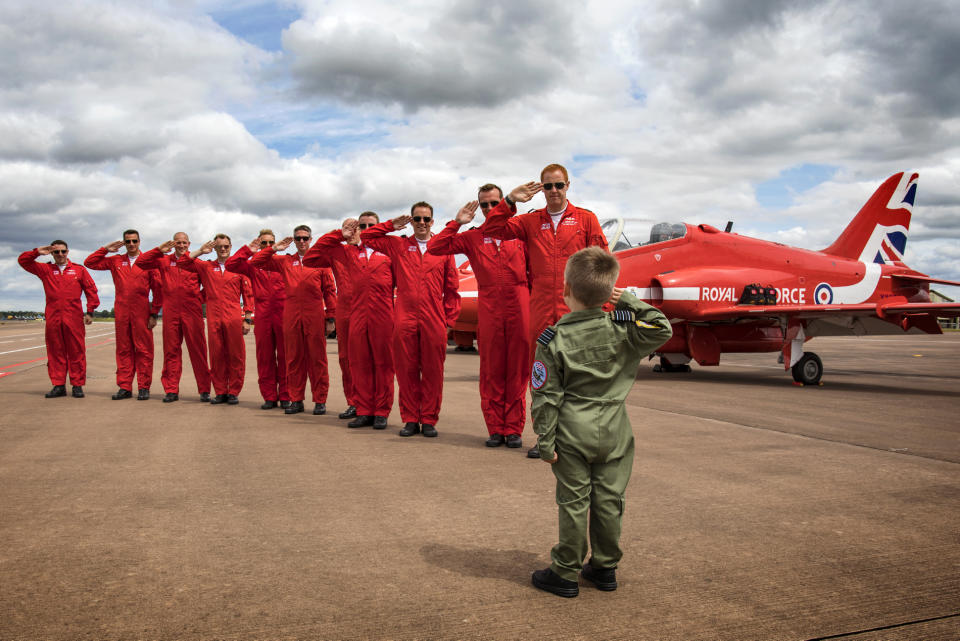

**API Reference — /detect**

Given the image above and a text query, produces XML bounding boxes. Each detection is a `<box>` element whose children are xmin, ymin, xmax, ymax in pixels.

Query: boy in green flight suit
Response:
<box><xmin>530</xmin><ymin>246</ymin><xmax>673</xmax><ymax>598</ymax></box>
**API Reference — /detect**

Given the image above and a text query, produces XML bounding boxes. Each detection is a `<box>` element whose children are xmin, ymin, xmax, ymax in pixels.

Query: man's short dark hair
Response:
<box><xmin>294</xmin><ymin>225</ymin><xmax>311</xmax><ymax>235</ymax></box>
<box><xmin>123</xmin><ymin>229</ymin><xmax>140</xmax><ymax>239</ymax></box>
<box><xmin>410</xmin><ymin>201</ymin><xmax>433</xmax><ymax>216</ymax></box>
<box><xmin>358</xmin><ymin>211</ymin><xmax>379</xmax><ymax>223</ymax></box>
<box><xmin>478</xmin><ymin>183</ymin><xmax>503</xmax><ymax>200</ymax></box>
<box><xmin>564</xmin><ymin>247</ymin><xmax>619</xmax><ymax>307</ymax></box>
<box><xmin>50</xmin><ymin>239</ymin><xmax>68</xmax><ymax>249</ymax></box>
<box><xmin>214</xmin><ymin>233</ymin><xmax>231</xmax><ymax>243</ymax></box>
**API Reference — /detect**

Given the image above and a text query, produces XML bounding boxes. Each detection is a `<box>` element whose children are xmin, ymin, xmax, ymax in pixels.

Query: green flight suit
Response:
<box><xmin>531</xmin><ymin>291</ymin><xmax>672</xmax><ymax>581</ymax></box>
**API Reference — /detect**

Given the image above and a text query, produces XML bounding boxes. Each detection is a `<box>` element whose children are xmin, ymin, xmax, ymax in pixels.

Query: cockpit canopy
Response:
<box><xmin>601</xmin><ymin>218</ymin><xmax>687</xmax><ymax>253</ymax></box>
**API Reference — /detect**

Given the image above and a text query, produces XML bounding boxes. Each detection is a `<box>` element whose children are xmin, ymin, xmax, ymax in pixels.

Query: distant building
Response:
<box><xmin>931</xmin><ymin>289</ymin><xmax>958</xmax><ymax>330</ymax></box>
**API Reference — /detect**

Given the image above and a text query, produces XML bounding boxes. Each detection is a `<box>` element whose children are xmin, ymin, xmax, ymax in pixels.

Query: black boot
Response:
<box><xmin>347</xmin><ymin>415</ymin><xmax>374</xmax><ymax>428</ymax></box>
<box><xmin>338</xmin><ymin>405</ymin><xmax>357</xmax><ymax>419</ymax></box>
<box><xmin>45</xmin><ymin>385</ymin><xmax>67</xmax><ymax>398</ymax></box>
<box><xmin>71</xmin><ymin>386</ymin><xmax>84</xmax><ymax>398</ymax></box>
<box><xmin>399</xmin><ymin>422</ymin><xmax>420</xmax><ymax>437</ymax></box>
<box><xmin>531</xmin><ymin>568</ymin><xmax>578</xmax><ymax>598</ymax></box>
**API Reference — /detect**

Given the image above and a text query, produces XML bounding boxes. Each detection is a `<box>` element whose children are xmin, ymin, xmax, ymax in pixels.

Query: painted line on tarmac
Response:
<box><xmin>0</xmin><ymin>337</ymin><xmax>115</xmax><ymax>374</ymax></box>
<box><xmin>0</xmin><ymin>331</ymin><xmax>47</xmax><ymax>339</ymax></box>
<box><xmin>0</xmin><ymin>331</ymin><xmax>114</xmax><ymax>356</ymax></box>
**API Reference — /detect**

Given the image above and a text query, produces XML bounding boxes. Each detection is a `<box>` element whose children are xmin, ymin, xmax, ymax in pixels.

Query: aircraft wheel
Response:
<box><xmin>791</xmin><ymin>352</ymin><xmax>823</xmax><ymax>385</ymax></box>
<box><xmin>658</xmin><ymin>357</ymin><xmax>691</xmax><ymax>373</ymax></box>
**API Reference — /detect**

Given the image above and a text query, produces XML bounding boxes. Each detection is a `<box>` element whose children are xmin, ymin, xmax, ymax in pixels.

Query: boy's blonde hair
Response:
<box><xmin>564</xmin><ymin>246</ymin><xmax>619</xmax><ymax>307</ymax></box>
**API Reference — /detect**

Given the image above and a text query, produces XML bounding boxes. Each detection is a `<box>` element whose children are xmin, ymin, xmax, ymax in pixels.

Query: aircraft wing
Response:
<box><xmin>683</xmin><ymin>301</ymin><xmax>960</xmax><ymax>322</ymax></box>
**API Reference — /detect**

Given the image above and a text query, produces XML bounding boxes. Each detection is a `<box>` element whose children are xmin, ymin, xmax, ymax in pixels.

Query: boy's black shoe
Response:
<box><xmin>372</xmin><ymin>416</ymin><xmax>388</xmax><ymax>430</ymax></box>
<box><xmin>338</xmin><ymin>405</ymin><xmax>357</xmax><ymax>419</ymax></box>
<box><xmin>421</xmin><ymin>424</ymin><xmax>438</xmax><ymax>437</ymax></box>
<box><xmin>485</xmin><ymin>434</ymin><xmax>505</xmax><ymax>447</ymax></box>
<box><xmin>45</xmin><ymin>385</ymin><xmax>67</xmax><ymax>398</ymax></box>
<box><xmin>506</xmin><ymin>434</ymin><xmax>522</xmax><ymax>448</ymax></box>
<box><xmin>163</xmin><ymin>393</ymin><xmax>179</xmax><ymax>403</ymax></box>
<box><xmin>313</xmin><ymin>403</ymin><xmax>326</xmax><ymax>415</ymax></box>
<box><xmin>531</xmin><ymin>568</ymin><xmax>578</xmax><ymax>598</ymax></box>
<box><xmin>399</xmin><ymin>422</ymin><xmax>420</xmax><ymax>436</ymax></box>
<box><xmin>285</xmin><ymin>401</ymin><xmax>304</xmax><ymax>415</ymax></box>
<box><xmin>279</xmin><ymin>400</ymin><xmax>291</xmax><ymax>409</ymax></box>
<box><xmin>347</xmin><ymin>415</ymin><xmax>374</xmax><ymax>428</ymax></box>
<box><xmin>261</xmin><ymin>400</ymin><xmax>277</xmax><ymax>410</ymax></box>
<box><xmin>137</xmin><ymin>388</ymin><xmax>150</xmax><ymax>401</ymax></box>
<box><xmin>112</xmin><ymin>388</ymin><xmax>132</xmax><ymax>400</ymax></box>
<box><xmin>226</xmin><ymin>395</ymin><xmax>239</xmax><ymax>405</ymax></box>
<box><xmin>581</xmin><ymin>561</ymin><xmax>617</xmax><ymax>591</ymax></box>
<box><xmin>210</xmin><ymin>394</ymin><xmax>229</xmax><ymax>405</ymax></box>
<box><xmin>527</xmin><ymin>446</ymin><xmax>541</xmax><ymax>459</ymax></box>
<box><xmin>71</xmin><ymin>386</ymin><xmax>85</xmax><ymax>398</ymax></box>
<box><xmin>199</xmin><ymin>392</ymin><xmax>211</xmax><ymax>402</ymax></box>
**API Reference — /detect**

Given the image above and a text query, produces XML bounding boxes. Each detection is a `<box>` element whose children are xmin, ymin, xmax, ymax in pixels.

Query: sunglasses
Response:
<box><xmin>479</xmin><ymin>201</ymin><xmax>499</xmax><ymax>210</ymax></box>
<box><xmin>52</xmin><ymin>249</ymin><xmax>68</xmax><ymax>255</ymax></box>
<box><xmin>357</xmin><ymin>223</ymin><xmax>373</xmax><ymax>229</ymax></box>
<box><xmin>260</xmin><ymin>240</ymin><xmax>275</xmax><ymax>246</ymax></box>
<box><xmin>412</xmin><ymin>216</ymin><xmax>432</xmax><ymax>223</ymax></box>
<box><xmin>294</xmin><ymin>236</ymin><xmax>311</xmax><ymax>242</ymax></box>
<box><xmin>123</xmin><ymin>239</ymin><xmax>140</xmax><ymax>244</ymax></box>
<box><xmin>542</xmin><ymin>182</ymin><xmax>566</xmax><ymax>191</ymax></box>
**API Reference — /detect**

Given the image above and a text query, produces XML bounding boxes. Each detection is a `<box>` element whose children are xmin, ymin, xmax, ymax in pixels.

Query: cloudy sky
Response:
<box><xmin>3</xmin><ymin>0</ymin><xmax>959</xmax><ymax>311</ymax></box>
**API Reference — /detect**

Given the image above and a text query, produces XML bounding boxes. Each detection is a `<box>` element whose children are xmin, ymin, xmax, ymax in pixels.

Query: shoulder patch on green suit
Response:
<box><xmin>531</xmin><ymin>360</ymin><xmax>548</xmax><ymax>389</ymax></box>
<box><xmin>636</xmin><ymin>320</ymin><xmax>660</xmax><ymax>329</ymax></box>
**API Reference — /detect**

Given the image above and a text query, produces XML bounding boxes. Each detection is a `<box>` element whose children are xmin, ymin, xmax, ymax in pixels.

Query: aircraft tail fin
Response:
<box><xmin>821</xmin><ymin>172</ymin><xmax>917</xmax><ymax>265</ymax></box>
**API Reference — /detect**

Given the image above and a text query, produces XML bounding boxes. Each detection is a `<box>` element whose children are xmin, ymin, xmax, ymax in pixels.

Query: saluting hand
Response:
<box><xmin>37</xmin><ymin>245</ymin><xmax>55</xmax><ymax>255</ymax></box>
<box><xmin>274</xmin><ymin>236</ymin><xmax>293</xmax><ymax>252</ymax></box>
<box><xmin>456</xmin><ymin>201</ymin><xmax>479</xmax><ymax>225</ymax></box>
<box><xmin>509</xmin><ymin>182</ymin><xmax>542</xmax><ymax>204</ymax></box>
<box><xmin>199</xmin><ymin>240</ymin><xmax>215</xmax><ymax>255</ymax></box>
<box><xmin>392</xmin><ymin>215</ymin><xmax>412</xmax><ymax>230</ymax></box>
<box><xmin>105</xmin><ymin>240</ymin><xmax>125</xmax><ymax>253</ymax></box>
<box><xmin>342</xmin><ymin>218</ymin><xmax>358</xmax><ymax>241</ymax></box>
<box><xmin>248</xmin><ymin>237</ymin><xmax>261</xmax><ymax>253</ymax></box>
<box><xmin>158</xmin><ymin>240</ymin><xmax>176</xmax><ymax>254</ymax></box>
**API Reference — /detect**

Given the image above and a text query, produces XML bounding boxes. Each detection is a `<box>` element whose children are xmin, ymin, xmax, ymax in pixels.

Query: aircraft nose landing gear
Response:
<box><xmin>791</xmin><ymin>352</ymin><xmax>823</xmax><ymax>385</ymax></box>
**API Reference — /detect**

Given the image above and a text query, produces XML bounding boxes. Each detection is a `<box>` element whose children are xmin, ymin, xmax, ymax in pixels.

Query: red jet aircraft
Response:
<box><xmin>451</xmin><ymin>172</ymin><xmax>960</xmax><ymax>384</ymax></box>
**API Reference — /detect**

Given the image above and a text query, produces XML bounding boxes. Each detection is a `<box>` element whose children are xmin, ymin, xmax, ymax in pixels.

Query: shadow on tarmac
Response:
<box><xmin>421</xmin><ymin>542</ymin><xmax>540</xmax><ymax>587</ymax></box>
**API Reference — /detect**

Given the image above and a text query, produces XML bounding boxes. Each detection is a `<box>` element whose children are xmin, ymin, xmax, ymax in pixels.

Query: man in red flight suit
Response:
<box><xmin>427</xmin><ymin>184</ymin><xmax>530</xmax><ymax>449</ymax></box>
<box><xmin>84</xmin><ymin>229</ymin><xmax>163</xmax><ymax>401</ymax></box>
<box><xmin>361</xmin><ymin>202</ymin><xmax>461</xmax><ymax>438</ymax></box>
<box><xmin>481</xmin><ymin>164</ymin><xmax>608</xmax><ymax>458</ymax></box>
<box><xmin>138</xmin><ymin>233</ymin><xmax>211</xmax><ymax>403</ymax></box>
<box><xmin>249</xmin><ymin>225</ymin><xmax>337</xmax><ymax>416</ymax></box>
<box><xmin>179</xmin><ymin>234</ymin><xmax>254</xmax><ymax>405</ymax></box>
<box><xmin>304</xmin><ymin>212</ymin><xmax>395</xmax><ymax>429</ymax></box>
<box><xmin>19</xmin><ymin>240</ymin><xmax>100</xmax><ymax>398</ymax></box>
<box><xmin>225</xmin><ymin>229</ymin><xmax>289</xmax><ymax>410</ymax></box>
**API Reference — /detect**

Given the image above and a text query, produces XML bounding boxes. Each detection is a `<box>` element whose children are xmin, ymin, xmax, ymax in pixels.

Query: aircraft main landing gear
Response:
<box><xmin>653</xmin><ymin>356</ymin><xmax>692</xmax><ymax>373</ymax></box>
<box><xmin>791</xmin><ymin>352</ymin><xmax>823</xmax><ymax>385</ymax></box>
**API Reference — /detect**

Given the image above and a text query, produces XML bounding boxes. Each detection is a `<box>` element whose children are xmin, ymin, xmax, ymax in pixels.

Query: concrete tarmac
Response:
<box><xmin>1</xmin><ymin>322</ymin><xmax>958</xmax><ymax>640</ymax></box>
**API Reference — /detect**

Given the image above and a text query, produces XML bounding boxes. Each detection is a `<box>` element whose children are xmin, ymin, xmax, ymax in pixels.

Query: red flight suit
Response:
<box><xmin>304</xmin><ymin>231</ymin><xmax>395</xmax><ymax>418</ymax></box>
<box><xmin>179</xmin><ymin>256</ymin><xmax>253</xmax><ymax>397</ymax></box>
<box><xmin>225</xmin><ymin>246</ymin><xmax>289</xmax><ymax>403</ymax></box>
<box><xmin>362</xmin><ymin>223</ymin><xmax>461</xmax><ymax>426</ymax></box>
<box><xmin>249</xmin><ymin>249</ymin><xmax>337</xmax><ymax>404</ymax></box>
<box><xmin>298</xmin><ymin>233</ymin><xmax>358</xmax><ymax>409</ymax></box>
<box><xmin>84</xmin><ymin>248</ymin><xmax>162</xmax><ymax>391</ymax></box>
<box><xmin>138</xmin><ymin>247</ymin><xmax>211</xmax><ymax>395</ymax></box>
<box><xmin>19</xmin><ymin>250</ymin><xmax>100</xmax><ymax>386</ymax></box>
<box><xmin>482</xmin><ymin>200</ymin><xmax>607</xmax><ymax>363</ymax></box>
<box><xmin>427</xmin><ymin>222</ymin><xmax>530</xmax><ymax>437</ymax></box>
